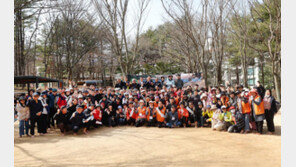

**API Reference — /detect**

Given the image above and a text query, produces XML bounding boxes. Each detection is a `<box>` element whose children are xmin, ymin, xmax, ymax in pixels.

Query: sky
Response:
<box><xmin>138</xmin><ymin>0</ymin><xmax>167</xmax><ymax>31</ymax></box>
<box><xmin>127</xmin><ymin>0</ymin><xmax>168</xmax><ymax>36</ymax></box>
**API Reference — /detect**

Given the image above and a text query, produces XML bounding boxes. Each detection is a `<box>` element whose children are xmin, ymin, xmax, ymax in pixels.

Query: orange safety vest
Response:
<box><xmin>146</xmin><ymin>107</ymin><xmax>155</xmax><ymax>120</ymax></box>
<box><xmin>254</xmin><ymin>95</ymin><xmax>265</xmax><ymax>115</ymax></box>
<box><xmin>178</xmin><ymin>108</ymin><xmax>189</xmax><ymax>119</ymax></box>
<box><xmin>175</xmin><ymin>98</ymin><xmax>180</xmax><ymax>106</ymax></box>
<box><xmin>221</xmin><ymin>96</ymin><xmax>229</xmax><ymax>108</ymax></box>
<box><xmin>136</xmin><ymin>106</ymin><xmax>146</xmax><ymax>120</ymax></box>
<box><xmin>241</xmin><ymin>101</ymin><xmax>251</xmax><ymax>114</ymax></box>
<box><xmin>127</xmin><ymin>108</ymin><xmax>137</xmax><ymax>119</ymax></box>
<box><xmin>154</xmin><ymin>102</ymin><xmax>159</xmax><ymax>108</ymax></box>
<box><xmin>156</xmin><ymin>107</ymin><xmax>166</xmax><ymax>122</ymax></box>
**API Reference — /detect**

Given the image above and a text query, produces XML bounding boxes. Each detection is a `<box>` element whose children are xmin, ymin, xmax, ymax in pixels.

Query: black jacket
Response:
<box><xmin>67</xmin><ymin>104</ymin><xmax>77</xmax><ymax>116</ymax></box>
<box><xmin>69</xmin><ymin>111</ymin><xmax>86</xmax><ymax>126</ymax></box>
<box><xmin>165</xmin><ymin>111</ymin><xmax>179</xmax><ymax>125</ymax></box>
<box><xmin>83</xmin><ymin>108</ymin><xmax>93</xmax><ymax>118</ymax></box>
<box><xmin>27</xmin><ymin>99</ymin><xmax>43</xmax><ymax>119</ymax></box>
<box><xmin>54</xmin><ymin>112</ymin><xmax>71</xmax><ymax>125</ymax></box>
<box><xmin>175</xmin><ymin>79</ymin><xmax>184</xmax><ymax>89</ymax></box>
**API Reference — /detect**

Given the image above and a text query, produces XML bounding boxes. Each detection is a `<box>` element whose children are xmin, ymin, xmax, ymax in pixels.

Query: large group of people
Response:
<box><xmin>14</xmin><ymin>74</ymin><xmax>279</xmax><ymax>138</ymax></box>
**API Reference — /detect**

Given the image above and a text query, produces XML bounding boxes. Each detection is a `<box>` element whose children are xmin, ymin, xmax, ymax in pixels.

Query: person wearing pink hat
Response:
<box><xmin>249</xmin><ymin>89</ymin><xmax>265</xmax><ymax>134</ymax></box>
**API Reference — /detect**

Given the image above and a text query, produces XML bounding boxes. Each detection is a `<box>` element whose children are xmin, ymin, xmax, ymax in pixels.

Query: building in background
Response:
<box><xmin>223</xmin><ymin>58</ymin><xmax>260</xmax><ymax>87</ymax></box>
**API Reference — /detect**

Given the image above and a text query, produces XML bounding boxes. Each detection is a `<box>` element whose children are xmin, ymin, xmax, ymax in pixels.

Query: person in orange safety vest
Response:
<box><xmin>155</xmin><ymin>101</ymin><xmax>166</xmax><ymax>128</ymax></box>
<box><xmin>135</xmin><ymin>100</ymin><xmax>146</xmax><ymax>127</ymax></box>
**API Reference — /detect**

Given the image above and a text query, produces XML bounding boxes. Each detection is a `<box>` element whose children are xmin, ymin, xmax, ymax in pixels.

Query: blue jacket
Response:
<box><xmin>48</xmin><ymin>93</ymin><xmax>56</xmax><ymax>109</ymax></box>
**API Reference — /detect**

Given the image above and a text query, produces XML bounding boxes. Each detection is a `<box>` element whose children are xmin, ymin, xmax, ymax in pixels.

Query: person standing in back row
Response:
<box><xmin>27</xmin><ymin>92</ymin><xmax>43</xmax><ymax>137</ymax></box>
<box><xmin>15</xmin><ymin>96</ymin><xmax>30</xmax><ymax>137</ymax></box>
<box><xmin>175</xmin><ymin>74</ymin><xmax>184</xmax><ymax>89</ymax></box>
<box><xmin>250</xmin><ymin>89</ymin><xmax>265</xmax><ymax>135</ymax></box>
<box><xmin>263</xmin><ymin>89</ymin><xmax>277</xmax><ymax>134</ymax></box>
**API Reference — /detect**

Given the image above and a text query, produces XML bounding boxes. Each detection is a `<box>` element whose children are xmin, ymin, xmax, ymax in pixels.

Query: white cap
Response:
<box><xmin>78</xmin><ymin>94</ymin><xmax>83</xmax><ymax>99</ymax></box>
<box><xmin>201</xmin><ymin>93</ymin><xmax>207</xmax><ymax>99</ymax></box>
<box><xmin>221</xmin><ymin>105</ymin><xmax>226</xmax><ymax>109</ymax></box>
<box><xmin>161</xmin><ymin>89</ymin><xmax>165</xmax><ymax>93</ymax></box>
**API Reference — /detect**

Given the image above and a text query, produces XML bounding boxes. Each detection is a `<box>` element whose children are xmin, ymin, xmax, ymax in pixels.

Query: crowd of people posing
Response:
<box><xmin>14</xmin><ymin>74</ymin><xmax>279</xmax><ymax>138</ymax></box>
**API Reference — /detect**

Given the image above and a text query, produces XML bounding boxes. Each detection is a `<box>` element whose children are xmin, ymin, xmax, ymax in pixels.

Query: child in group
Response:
<box><xmin>165</xmin><ymin>105</ymin><xmax>181</xmax><ymax>128</ymax></box>
<box><xmin>146</xmin><ymin>101</ymin><xmax>156</xmax><ymax>127</ymax></box>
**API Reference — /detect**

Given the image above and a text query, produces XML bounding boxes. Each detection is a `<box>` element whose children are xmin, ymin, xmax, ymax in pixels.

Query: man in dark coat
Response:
<box><xmin>69</xmin><ymin>105</ymin><xmax>86</xmax><ymax>135</ymax></box>
<box><xmin>54</xmin><ymin>106</ymin><xmax>71</xmax><ymax>134</ymax></box>
<box><xmin>255</xmin><ymin>81</ymin><xmax>266</xmax><ymax>99</ymax></box>
<box><xmin>175</xmin><ymin>74</ymin><xmax>184</xmax><ymax>89</ymax></box>
<box><xmin>27</xmin><ymin>93</ymin><xmax>43</xmax><ymax>136</ymax></box>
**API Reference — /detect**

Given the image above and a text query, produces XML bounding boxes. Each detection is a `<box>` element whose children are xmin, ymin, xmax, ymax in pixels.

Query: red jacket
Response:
<box><xmin>92</xmin><ymin>109</ymin><xmax>102</xmax><ymax>121</ymax></box>
<box><xmin>57</xmin><ymin>95</ymin><xmax>67</xmax><ymax>109</ymax></box>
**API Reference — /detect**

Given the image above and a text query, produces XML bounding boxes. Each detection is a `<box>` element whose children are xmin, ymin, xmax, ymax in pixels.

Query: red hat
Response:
<box><xmin>229</xmin><ymin>106</ymin><xmax>235</xmax><ymax>110</ymax></box>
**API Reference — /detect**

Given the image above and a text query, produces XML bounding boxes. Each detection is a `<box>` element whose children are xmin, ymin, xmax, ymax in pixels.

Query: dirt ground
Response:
<box><xmin>14</xmin><ymin>113</ymin><xmax>281</xmax><ymax>167</ymax></box>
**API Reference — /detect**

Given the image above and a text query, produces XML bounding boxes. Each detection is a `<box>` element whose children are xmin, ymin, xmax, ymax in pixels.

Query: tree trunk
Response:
<box><xmin>272</xmin><ymin>61</ymin><xmax>281</xmax><ymax>102</ymax></box>
<box><xmin>236</xmin><ymin>65</ymin><xmax>239</xmax><ymax>84</ymax></box>
<box><xmin>216</xmin><ymin>63</ymin><xmax>222</xmax><ymax>85</ymax></box>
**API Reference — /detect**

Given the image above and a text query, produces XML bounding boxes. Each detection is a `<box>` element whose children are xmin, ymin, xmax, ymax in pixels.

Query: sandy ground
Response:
<box><xmin>14</xmin><ymin>113</ymin><xmax>281</xmax><ymax>167</ymax></box>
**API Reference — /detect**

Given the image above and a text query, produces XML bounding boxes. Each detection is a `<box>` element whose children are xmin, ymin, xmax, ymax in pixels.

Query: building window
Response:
<box><xmin>248</xmin><ymin>79</ymin><xmax>254</xmax><ymax>86</ymax></box>
<box><xmin>248</xmin><ymin>68</ymin><xmax>254</xmax><ymax>76</ymax></box>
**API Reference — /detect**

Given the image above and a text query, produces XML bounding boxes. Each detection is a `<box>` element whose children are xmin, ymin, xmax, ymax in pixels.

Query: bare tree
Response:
<box><xmin>92</xmin><ymin>0</ymin><xmax>150</xmax><ymax>77</ymax></box>
<box><xmin>209</xmin><ymin>0</ymin><xmax>231</xmax><ymax>85</ymax></box>
<box><xmin>161</xmin><ymin>0</ymin><xmax>211</xmax><ymax>87</ymax></box>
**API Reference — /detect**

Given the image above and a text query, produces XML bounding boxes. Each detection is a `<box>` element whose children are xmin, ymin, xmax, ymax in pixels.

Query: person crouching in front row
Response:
<box><xmin>104</xmin><ymin>104</ymin><xmax>116</xmax><ymax>127</ymax></box>
<box><xmin>92</xmin><ymin>105</ymin><xmax>103</xmax><ymax>127</ymax></box>
<box><xmin>165</xmin><ymin>105</ymin><xmax>181</xmax><ymax>128</ymax></box>
<box><xmin>69</xmin><ymin>105</ymin><xmax>86</xmax><ymax>135</ymax></box>
<box><xmin>135</xmin><ymin>100</ymin><xmax>146</xmax><ymax>127</ymax></box>
<box><xmin>178</xmin><ymin>103</ymin><xmax>189</xmax><ymax>128</ymax></box>
<box><xmin>156</xmin><ymin>101</ymin><xmax>166</xmax><ymax>128</ymax></box>
<box><xmin>146</xmin><ymin>101</ymin><xmax>156</xmax><ymax>127</ymax></box>
<box><xmin>126</xmin><ymin>103</ymin><xmax>137</xmax><ymax>126</ymax></box>
<box><xmin>54</xmin><ymin>106</ymin><xmax>71</xmax><ymax>135</ymax></box>
<box><xmin>116</xmin><ymin>105</ymin><xmax>126</xmax><ymax>125</ymax></box>
<box><xmin>83</xmin><ymin>104</ymin><xmax>96</xmax><ymax>133</ymax></box>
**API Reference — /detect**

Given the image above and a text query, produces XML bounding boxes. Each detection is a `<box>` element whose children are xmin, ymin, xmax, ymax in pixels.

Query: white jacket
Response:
<box><xmin>15</xmin><ymin>104</ymin><xmax>30</xmax><ymax>120</ymax></box>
